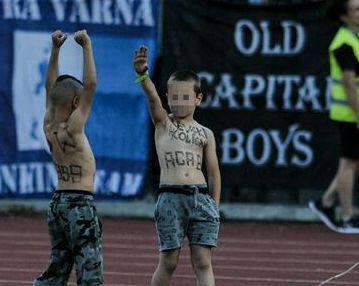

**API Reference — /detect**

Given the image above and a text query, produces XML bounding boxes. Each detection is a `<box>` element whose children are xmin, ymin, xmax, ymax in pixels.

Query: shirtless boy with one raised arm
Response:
<box><xmin>134</xmin><ymin>46</ymin><xmax>221</xmax><ymax>286</ymax></box>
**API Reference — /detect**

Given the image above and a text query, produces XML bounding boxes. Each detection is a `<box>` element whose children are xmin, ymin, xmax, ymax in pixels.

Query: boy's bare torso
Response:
<box><xmin>44</xmin><ymin>111</ymin><xmax>95</xmax><ymax>192</ymax></box>
<box><xmin>156</xmin><ymin>114</ymin><xmax>208</xmax><ymax>186</ymax></box>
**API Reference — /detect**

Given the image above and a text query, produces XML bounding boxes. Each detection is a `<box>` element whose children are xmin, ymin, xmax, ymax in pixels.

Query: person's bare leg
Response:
<box><xmin>191</xmin><ymin>245</ymin><xmax>214</xmax><ymax>286</ymax></box>
<box><xmin>151</xmin><ymin>249</ymin><xmax>180</xmax><ymax>286</ymax></box>
<box><xmin>337</xmin><ymin>158</ymin><xmax>356</xmax><ymax>220</ymax></box>
<box><xmin>322</xmin><ymin>171</ymin><xmax>339</xmax><ymax>207</ymax></box>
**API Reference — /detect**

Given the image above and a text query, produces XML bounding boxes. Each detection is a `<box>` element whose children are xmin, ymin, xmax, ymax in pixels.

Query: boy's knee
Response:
<box><xmin>191</xmin><ymin>248</ymin><xmax>212</xmax><ymax>273</ymax></box>
<box><xmin>159</xmin><ymin>254</ymin><xmax>179</xmax><ymax>274</ymax></box>
<box><xmin>192</xmin><ymin>254</ymin><xmax>211</xmax><ymax>272</ymax></box>
<box><xmin>163</xmin><ymin>259</ymin><xmax>178</xmax><ymax>273</ymax></box>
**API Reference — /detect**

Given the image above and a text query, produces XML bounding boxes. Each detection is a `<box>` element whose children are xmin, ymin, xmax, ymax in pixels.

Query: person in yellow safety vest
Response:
<box><xmin>309</xmin><ymin>0</ymin><xmax>359</xmax><ymax>234</ymax></box>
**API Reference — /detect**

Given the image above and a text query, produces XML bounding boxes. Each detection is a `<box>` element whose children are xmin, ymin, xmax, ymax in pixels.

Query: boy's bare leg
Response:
<box><xmin>191</xmin><ymin>245</ymin><xmax>215</xmax><ymax>286</ymax></box>
<box><xmin>151</xmin><ymin>249</ymin><xmax>180</xmax><ymax>286</ymax></box>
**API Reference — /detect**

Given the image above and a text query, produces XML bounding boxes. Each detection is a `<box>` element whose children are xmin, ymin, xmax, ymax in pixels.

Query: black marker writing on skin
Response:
<box><xmin>55</xmin><ymin>164</ymin><xmax>82</xmax><ymax>183</ymax></box>
<box><xmin>164</xmin><ymin>151</ymin><xmax>202</xmax><ymax>170</ymax></box>
<box><xmin>168</xmin><ymin>124</ymin><xmax>207</xmax><ymax>147</ymax></box>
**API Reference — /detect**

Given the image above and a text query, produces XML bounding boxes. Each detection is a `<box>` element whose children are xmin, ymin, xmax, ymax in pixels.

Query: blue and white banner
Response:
<box><xmin>0</xmin><ymin>0</ymin><xmax>159</xmax><ymax>198</ymax></box>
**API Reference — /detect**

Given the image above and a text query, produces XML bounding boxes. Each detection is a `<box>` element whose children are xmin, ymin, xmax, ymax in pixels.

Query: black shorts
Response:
<box><xmin>335</xmin><ymin>121</ymin><xmax>359</xmax><ymax>159</ymax></box>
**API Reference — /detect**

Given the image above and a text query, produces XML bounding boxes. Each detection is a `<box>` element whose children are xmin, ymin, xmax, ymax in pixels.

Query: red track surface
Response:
<box><xmin>0</xmin><ymin>217</ymin><xmax>358</xmax><ymax>285</ymax></box>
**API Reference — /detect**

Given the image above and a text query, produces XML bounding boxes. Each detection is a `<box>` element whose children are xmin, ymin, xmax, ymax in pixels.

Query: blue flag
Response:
<box><xmin>0</xmin><ymin>0</ymin><xmax>158</xmax><ymax>198</ymax></box>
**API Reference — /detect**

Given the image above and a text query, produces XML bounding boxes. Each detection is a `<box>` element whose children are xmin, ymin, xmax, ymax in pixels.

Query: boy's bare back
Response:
<box><xmin>44</xmin><ymin>103</ymin><xmax>95</xmax><ymax>191</ymax></box>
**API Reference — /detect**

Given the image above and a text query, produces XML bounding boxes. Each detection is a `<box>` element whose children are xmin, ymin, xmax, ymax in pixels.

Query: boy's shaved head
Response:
<box><xmin>50</xmin><ymin>75</ymin><xmax>83</xmax><ymax>107</ymax></box>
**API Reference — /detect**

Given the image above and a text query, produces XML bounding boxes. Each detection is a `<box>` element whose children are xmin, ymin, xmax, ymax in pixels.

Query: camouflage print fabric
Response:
<box><xmin>154</xmin><ymin>191</ymin><xmax>220</xmax><ymax>251</ymax></box>
<box><xmin>33</xmin><ymin>192</ymin><xmax>103</xmax><ymax>286</ymax></box>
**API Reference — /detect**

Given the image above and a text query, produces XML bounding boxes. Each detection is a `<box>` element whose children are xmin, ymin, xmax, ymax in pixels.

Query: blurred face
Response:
<box><xmin>167</xmin><ymin>81</ymin><xmax>201</xmax><ymax>119</ymax></box>
<box><xmin>342</xmin><ymin>0</ymin><xmax>359</xmax><ymax>27</ymax></box>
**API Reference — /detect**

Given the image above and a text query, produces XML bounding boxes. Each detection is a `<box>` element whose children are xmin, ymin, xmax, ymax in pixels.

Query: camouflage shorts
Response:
<box><xmin>154</xmin><ymin>190</ymin><xmax>220</xmax><ymax>251</ymax></box>
<box><xmin>33</xmin><ymin>191</ymin><xmax>103</xmax><ymax>286</ymax></box>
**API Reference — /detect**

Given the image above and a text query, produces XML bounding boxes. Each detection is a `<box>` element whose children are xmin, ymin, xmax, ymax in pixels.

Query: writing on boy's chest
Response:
<box><xmin>164</xmin><ymin>151</ymin><xmax>202</xmax><ymax>170</ymax></box>
<box><xmin>167</xmin><ymin>124</ymin><xmax>207</xmax><ymax>147</ymax></box>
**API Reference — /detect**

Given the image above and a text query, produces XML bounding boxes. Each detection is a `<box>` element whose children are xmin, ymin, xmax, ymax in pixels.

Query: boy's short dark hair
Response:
<box><xmin>56</xmin><ymin>74</ymin><xmax>83</xmax><ymax>86</ymax></box>
<box><xmin>169</xmin><ymin>70</ymin><xmax>202</xmax><ymax>96</ymax></box>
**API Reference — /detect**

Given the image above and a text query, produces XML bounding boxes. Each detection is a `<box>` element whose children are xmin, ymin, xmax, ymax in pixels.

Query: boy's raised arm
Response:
<box><xmin>76</xmin><ymin>29</ymin><xmax>97</xmax><ymax>111</ymax></box>
<box><xmin>133</xmin><ymin>46</ymin><xmax>167</xmax><ymax>127</ymax></box>
<box><xmin>68</xmin><ymin>30</ymin><xmax>97</xmax><ymax>133</ymax></box>
<box><xmin>46</xmin><ymin>30</ymin><xmax>67</xmax><ymax>107</ymax></box>
<box><xmin>76</xmin><ymin>29</ymin><xmax>97</xmax><ymax>104</ymax></box>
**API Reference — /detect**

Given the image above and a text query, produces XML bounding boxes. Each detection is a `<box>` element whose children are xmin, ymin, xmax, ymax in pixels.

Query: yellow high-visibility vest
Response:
<box><xmin>329</xmin><ymin>27</ymin><xmax>359</xmax><ymax>122</ymax></box>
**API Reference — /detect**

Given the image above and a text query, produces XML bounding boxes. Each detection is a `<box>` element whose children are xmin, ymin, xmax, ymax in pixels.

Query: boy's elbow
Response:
<box><xmin>84</xmin><ymin>81</ymin><xmax>97</xmax><ymax>92</ymax></box>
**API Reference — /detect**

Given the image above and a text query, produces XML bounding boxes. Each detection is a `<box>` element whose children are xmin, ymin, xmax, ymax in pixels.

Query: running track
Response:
<box><xmin>0</xmin><ymin>217</ymin><xmax>358</xmax><ymax>286</ymax></box>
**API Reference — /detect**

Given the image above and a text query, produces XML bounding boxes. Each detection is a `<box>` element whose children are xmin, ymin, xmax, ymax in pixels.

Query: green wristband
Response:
<box><xmin>135</xmin><ymin>72</ymin><xmax>149</xmax><ymax>84</ymax></box>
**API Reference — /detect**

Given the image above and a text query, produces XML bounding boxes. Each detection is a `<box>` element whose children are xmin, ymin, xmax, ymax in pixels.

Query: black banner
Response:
<box><xmin>160</xmin><ymin>0</ymin><xmax>340</xmax><ymax>196</ymax></box>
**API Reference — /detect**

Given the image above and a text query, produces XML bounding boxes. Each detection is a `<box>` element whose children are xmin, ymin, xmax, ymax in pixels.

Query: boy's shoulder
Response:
<box><xmin>194</xmin><ymin>120</ymin><xmax>213</xmax><ymax>135</ymax></box>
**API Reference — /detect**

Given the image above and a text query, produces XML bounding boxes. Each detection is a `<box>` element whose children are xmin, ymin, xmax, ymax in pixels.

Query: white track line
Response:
<box><xmin>2</xmin><ymin>256</ymin><xmax>358</xmax><ymax>268</ymax></box>
<box><xmin>1</xmin><ymin>249</ymin><xmax>359</xmax><ymax>267</ymax></box>
<box><xmin>1</xmin><ymin>243</ymin><xmax>358</xmax><ymax>257</ymax></box>
<box><xmin>315</xmin><ymin>262</ymin><xmax>359</xmax><ymax>286</ymax></box>
<box><xmin>0</xmin><ymin>269</ymin><xmax>358</xmax><ymax>285</ymax></box>
<box><xmin>0</xmin><ymin>263</ymin><xmax>358</xmax><ymax>275</ymax></box>
<box><xmin>1</xmin><ymin>231</ymin><xmax>359</xmax><ymax>248</ymax></box>
<box><xmin>2</xmin><ymin>238</ymin><xmax>356</xmax><ymax>253</ymax></box>
<box><xmin>0</xmin><ymin>279</ymin><xmax>139</xmax><ymax>286</ymax></box>
<box><xmin>1</xmin><ymin>237</ymin><xmax>359</xmax><ymax>251</ymax></box>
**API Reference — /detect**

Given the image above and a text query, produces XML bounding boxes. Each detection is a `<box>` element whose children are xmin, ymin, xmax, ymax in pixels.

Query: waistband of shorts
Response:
<box><xmin>55</xmin><ymin>189</ymin><xmax>94</xmax><ymax>196</ymax></box>
<box><xmin>158</xmin><ymin>185</ymin><xmax>208</xmax><ymax>195</ymax></box>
